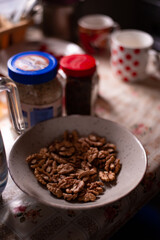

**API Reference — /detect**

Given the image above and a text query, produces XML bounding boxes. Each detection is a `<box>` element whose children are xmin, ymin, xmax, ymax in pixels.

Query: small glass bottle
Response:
<box><xmin>8</xmin><ymin>51</ymin><xmax>63</xmax><ymax>128</ymax></box>
<box><xmin>0</xmin><ymin>131</ymin><xmax>8</xmax><ymax>195</ymax></box>
<box><xmin>59</xmin><ymin>54</ymin><xmax>99</xmax><ymax>115</ymax></box>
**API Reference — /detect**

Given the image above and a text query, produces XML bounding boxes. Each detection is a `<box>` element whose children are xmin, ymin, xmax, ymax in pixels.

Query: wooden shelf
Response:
<box><xmin>0</xmin><ymin>16</ymin><xmax>33</xmax><ymax>49</ymax></box>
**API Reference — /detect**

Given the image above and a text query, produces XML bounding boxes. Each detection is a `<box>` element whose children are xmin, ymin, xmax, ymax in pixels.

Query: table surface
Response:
<box><xmin>0</xmin><ymin>31</ymin><xmax>160</xmax><ymax>240</ymax></box>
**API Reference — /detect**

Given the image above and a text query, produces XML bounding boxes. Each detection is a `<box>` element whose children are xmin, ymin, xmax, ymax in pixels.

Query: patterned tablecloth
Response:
<box><xmin>0</xmin><ymin>48</ymin><xmax>160</xmax><ymax>240</ymax></box>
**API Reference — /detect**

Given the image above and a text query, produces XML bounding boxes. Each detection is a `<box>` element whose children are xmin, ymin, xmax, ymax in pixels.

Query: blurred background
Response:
<box><xmin>41</xmin><ymin>0</ymin><xmax>160</xmax><ymax>51</ymax></box>
<box><xmin>0</xmin><ymin>0</ymin><xmax>160</xmax><ymax>50</ymax></box>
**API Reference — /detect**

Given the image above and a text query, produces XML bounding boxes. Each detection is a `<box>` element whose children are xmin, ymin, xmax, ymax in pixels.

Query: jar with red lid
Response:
<box><xmin>59</xmin><ymin>54</ymin><xmax>99</xmax><ymax>115</ymax></box>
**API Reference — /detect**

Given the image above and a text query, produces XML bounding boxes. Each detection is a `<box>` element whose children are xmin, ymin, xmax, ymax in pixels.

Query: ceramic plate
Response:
<box><xmin>9</xmin><ymin>116</ymin><xmax>147</xmax><ymax>210</ymax></box>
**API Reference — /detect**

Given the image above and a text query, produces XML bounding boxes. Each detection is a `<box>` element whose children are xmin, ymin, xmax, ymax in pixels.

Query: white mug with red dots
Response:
<box><xmin>110</xmin><ymin>29</ymin><xmax>159</xmax><ymax>82</ymax></box>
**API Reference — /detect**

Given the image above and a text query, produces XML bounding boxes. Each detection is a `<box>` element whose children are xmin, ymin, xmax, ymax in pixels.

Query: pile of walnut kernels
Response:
<box><xmin>26</xmin><ymin>130</ymin><xmax>121</xmax><ymax>203</ymax></box>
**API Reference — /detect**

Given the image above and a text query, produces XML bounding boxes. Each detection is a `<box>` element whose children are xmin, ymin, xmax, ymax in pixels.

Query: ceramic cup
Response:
<box><xmin>78</xmin><ymin>14</ymin><xmax>118</xmax><ymax>55</ymax></box>
<box><xmin>110</xmin><ymin>29</ymin><xmax>159</xmax><ymax>82</ymax></box>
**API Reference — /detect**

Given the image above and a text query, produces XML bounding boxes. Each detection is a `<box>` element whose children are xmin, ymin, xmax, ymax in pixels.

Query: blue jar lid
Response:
<box><xmin>7</xmin><ymin>51</ymin><xmax>58</xmax><ymax>85</ymax></box>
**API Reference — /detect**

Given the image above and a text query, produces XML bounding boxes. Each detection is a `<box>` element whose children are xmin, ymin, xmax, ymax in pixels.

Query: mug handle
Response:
<box><xmin>0</xmin><ymin>77</ymin><xmax>25</xmax><ymax>134</ymax></box>
<box><xmin>148</xmin><ymin>49</ymin><xmax>160</xmax><ymax>79</ymax></box>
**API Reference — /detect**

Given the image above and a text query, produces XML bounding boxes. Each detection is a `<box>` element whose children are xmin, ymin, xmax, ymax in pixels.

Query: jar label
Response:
<box><xmin>21</xmin><ymin>98</ymin><xmax>62</xmax><ymax>128</ymax></box>
<box><xmin>15</xmin><ymin>55</ymin><xmax>49</xmax><ymax>71</ymax></box>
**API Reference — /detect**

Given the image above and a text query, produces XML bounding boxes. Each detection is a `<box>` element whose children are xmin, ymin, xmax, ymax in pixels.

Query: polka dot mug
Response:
<box><xmin>110</xmin><ymin>29</ymin><xmax>160</xmax><ymax>82</ymax></box>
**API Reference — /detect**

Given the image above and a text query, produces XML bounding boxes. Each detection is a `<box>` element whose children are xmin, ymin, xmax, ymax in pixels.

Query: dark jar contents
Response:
<box><xmin>59</xmin><ymin>54</ymin><xmax>99</xmax><ymax>115</ymax></box>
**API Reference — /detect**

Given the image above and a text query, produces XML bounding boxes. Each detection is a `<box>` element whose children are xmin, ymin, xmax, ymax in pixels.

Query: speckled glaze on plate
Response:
<box><xmin>9</xmin><ymin>115</ymin><xmax>147</xmax><ymax>210</ymax></box>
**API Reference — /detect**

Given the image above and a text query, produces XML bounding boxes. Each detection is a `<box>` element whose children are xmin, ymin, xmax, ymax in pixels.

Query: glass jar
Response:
<box><xmin>0</xmin><ymin>131</ymin><xmax>8</xmax><ymax>195</ymax></box>
<box><xmin>59</xmin><ymin>54</ymin><xmax>99</xmax><ymax>115</ymax></box>
<box><xmin>8</xmin><ymin>51</ymin><xmax>62</xmax><ymax>128</ymax></box>
<box><xmin>42</xmin><ymin>0</ymin><xmax>79</xmax><ymax>42</ymax></box>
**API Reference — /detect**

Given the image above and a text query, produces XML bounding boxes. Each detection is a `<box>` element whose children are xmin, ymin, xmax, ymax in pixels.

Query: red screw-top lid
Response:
<box><xmin>59</xmin><ymin>54</ymin><xmax>96</xmax><ymax>77</ymax></box>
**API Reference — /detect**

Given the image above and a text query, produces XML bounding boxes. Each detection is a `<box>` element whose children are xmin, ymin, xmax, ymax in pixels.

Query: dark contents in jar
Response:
<box><xmin>65</xmin><ymin>75</ymin><xmax>92</xmax><ymax>115</ymax></box>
